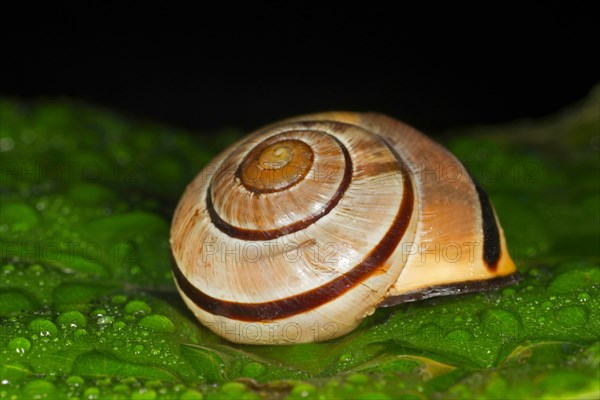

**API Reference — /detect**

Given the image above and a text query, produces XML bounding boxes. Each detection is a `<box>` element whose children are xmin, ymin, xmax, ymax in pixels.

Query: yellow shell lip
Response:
<box><xmin>379</xmin><ymin>272</ymin><xmax>522</xmax><ymax>307</ymax></box>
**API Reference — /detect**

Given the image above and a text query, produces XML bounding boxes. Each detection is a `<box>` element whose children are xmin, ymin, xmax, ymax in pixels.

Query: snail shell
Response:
<box><xmin>170</xmin><ymin>112</ymin><xmax>517</xmax><ymax>345</ymax></box>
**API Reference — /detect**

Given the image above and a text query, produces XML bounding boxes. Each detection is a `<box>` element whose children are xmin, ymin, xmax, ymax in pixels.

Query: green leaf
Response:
<box><xmin>1</xmin><ymin>86</ymin><xmax>599</xmax><ymax>398</ymax></box>
<box><xmin>72</xmin><ymin>351</ymin><xmax>179</xmax><ymax>382</ymax></box>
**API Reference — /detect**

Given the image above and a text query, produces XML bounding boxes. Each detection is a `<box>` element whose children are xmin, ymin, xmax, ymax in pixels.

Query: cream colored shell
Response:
<box><xmin>170</xmin><ymin>112</ymin><xmax>517</xmax><ymax>344</ymax></box>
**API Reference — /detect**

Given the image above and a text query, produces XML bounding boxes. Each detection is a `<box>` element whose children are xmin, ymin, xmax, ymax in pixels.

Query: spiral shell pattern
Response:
<box><xmin>170</xmin><ymin>113</ymin><xmax>517</xmax><ymax>344</ymax></box>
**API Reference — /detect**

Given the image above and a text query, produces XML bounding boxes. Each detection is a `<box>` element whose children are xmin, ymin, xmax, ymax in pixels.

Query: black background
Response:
<box><xmin>2</xmin><ymin>4</ymin><xmax>597</xmax><ymax>137</ymax></box>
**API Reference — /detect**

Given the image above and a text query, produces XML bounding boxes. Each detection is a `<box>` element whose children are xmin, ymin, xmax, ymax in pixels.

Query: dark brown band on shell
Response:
<box><xmin>171</xmin><ymin>141</ymin><xmax>415</xmax><ymax>321</ymax></box>
<box><xmin>471</xmin><ymin>178</ymin><xmax>501</xmax><ymax>271</ymax></box>
<box><xmin>206</xmin><ymin>134</ymin><xmax>353</xmax><ymax>241</ymax></box>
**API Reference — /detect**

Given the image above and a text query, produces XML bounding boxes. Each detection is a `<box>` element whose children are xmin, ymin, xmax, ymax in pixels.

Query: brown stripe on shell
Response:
<box><xmin>206</xmin><ymin>134</ymin><xmax>353</xmax><ymax>241</ymax></box>
<box><xmin>471</xmin><ymin>177</ymin><xmax>502</xmax><ymax>271</ymax></box>
<box><xmin>171</xmin><ymin>141</ymin><xmax>414</xmax><ymax>321</ymax></box>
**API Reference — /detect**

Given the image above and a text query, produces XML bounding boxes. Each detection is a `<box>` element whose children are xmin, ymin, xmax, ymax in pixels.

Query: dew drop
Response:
<box><xmin>131</xmin><ymin>388</ymin><xmax>157</xmax><ymax>400</ymax></box>
<box><xmin>220</xmin><ymin>382</ymin><xmax>247</xmax><ymax>395</ymax></box>
<box><xmin>445</xmin><ymin>329</ymin><xmax>472</xmax><ymax>343</ymax></box>
<box><xmin>22</xmin><ymin>380</ymin><xmax>57</xmax><ymax>399</ymax></box>
<box><xmin>111</xmin><ymin>294</ymin><xmax>128</xmax><ymax>304</ymax></box>
<box><xmin>346</xmin><ymin>373</ymin><xmax>369</xmax><ymax>385</ymax></box>
<box><xmin>137</xmin><ymin>315</ymin><xmax>175</xmax><ymax>333</ymax></box>
<box><xmin>56</xmin><ymin>310</ymin><xmax>87</xmax><ymax>328</ymax></box>
<box><xmin>74</xmin><ymin>328</ymin><xmax>89</xmax><ymax>340</ymax></box>
<box><xmin>150</xmin><ymin>348</ymin><xmax>161</xmax><ymax>356</ymax></box>
<box><xmin>290</xmin><ymin>383</ymin><xmax>316</xmax><ymax>399</ymax></box>
<box><xmin>113</xmin><ymin>321</ymin><xmax>127</xmax><ymax>331</ymax></box>
<box><xmin>96</xmin><ymin>378</ymin><xmax>111</xmax><ymax>387</ymax></box>
<box><xmin>112</xmin><ymin>384</ymin><xmax>129</xmax><ymax>394</ymax></box>
<box><xmin>2</xmin><ymin>264</ymin><xmax>15</xmax><ymax>274</ymax></box>
<box><xmin>27</xmin><ymin>318</ymin><xmax>58</xmax><ymax>337</ymax></box>
<box><xmin>479</xmin><ymin>309</ymin><xmax>521</xmax><ymax>338</ymax></box>
<box><xmin>541</xmin><ymin>301</ymin><xmax>553</xmax><ymax>311</ymax></box>
<box><xmin>83</xmin><ymin>386</ymin><xmax>100</xmax><ymax>399</ymax></box>
<box><xmin>98</xmin><ymin>316</ymin><xmax>115</xmax><ymax>326</ymax></box>
<box><xmin>0</xmin><ymin>137</ymin><xmax>15</xmax><ymax>152</ymax></box>
<box><xmin>130</xmin><ymin>265</ymin><xmax>142</xmax><ymax>276</ymax></box>
<box><xmin>120</xmin><ymin>376</ymin><xmax>138</xmax><ymax>386</ymax></box>
<box><xmin>241</xmin><ymin>362</ymin><xmax>266</xmax><ymax>378</ymax></box>
<box><xmin>27</xmin><ymin>264</ymin><xmax>45</xmax><ymax>275</ymax></box>
<box><xmin>7</xmin><ymin>337</ymin><xmax>31</xmax><ymax>354</ymax></box>
<box><xmin>179</xmin><ymin>389</ymin><xmax>203</xmax><ymax>400</ymax></box>
<box><xmin>66</xmin><ymin>375</ymin><xmax>85</xmax><ymax>387</ymax></box>
<box><xmin>124</xmin><ymin>300</ymin><xmax>152</xmax><ymax>315</ymax></box>
<box><xmin>144</xmin><ymin>380</ymin><xmax>162</xmax><ymax>389</ymax></box>
<box><xmin>577</xmin><ymin>292</ymin><xmax>591</xmax><ymax>303</ymax></box>
<box><xmin>91</xmin><ymin>308</ymin><xmax>107</xmax><ymax>317</ymax></box>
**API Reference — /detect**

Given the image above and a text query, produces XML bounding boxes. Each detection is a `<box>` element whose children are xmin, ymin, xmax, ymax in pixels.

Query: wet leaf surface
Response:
<box><xmin>1</xmin><ymin>88</ymin><xmax>599</xmax><ymax>398</ymax></box>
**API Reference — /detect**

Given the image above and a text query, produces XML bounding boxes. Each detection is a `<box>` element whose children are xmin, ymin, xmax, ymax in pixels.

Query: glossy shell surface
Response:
<box><xmin>170</xmin><ymin>112</ymin><xmax>517</xmax><ymax>344</ymax></box>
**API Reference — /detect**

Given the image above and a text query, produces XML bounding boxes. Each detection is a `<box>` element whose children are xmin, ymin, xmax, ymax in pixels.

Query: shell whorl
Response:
<box><xmin>170</xmin><ymin>113</ymin><xmax>517</xmax><ymax>344</ymax></box>
<box><xmin>207</xmin><ymin>125</ymin><xmax>354</xmax><ymax>240</ymax></box>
